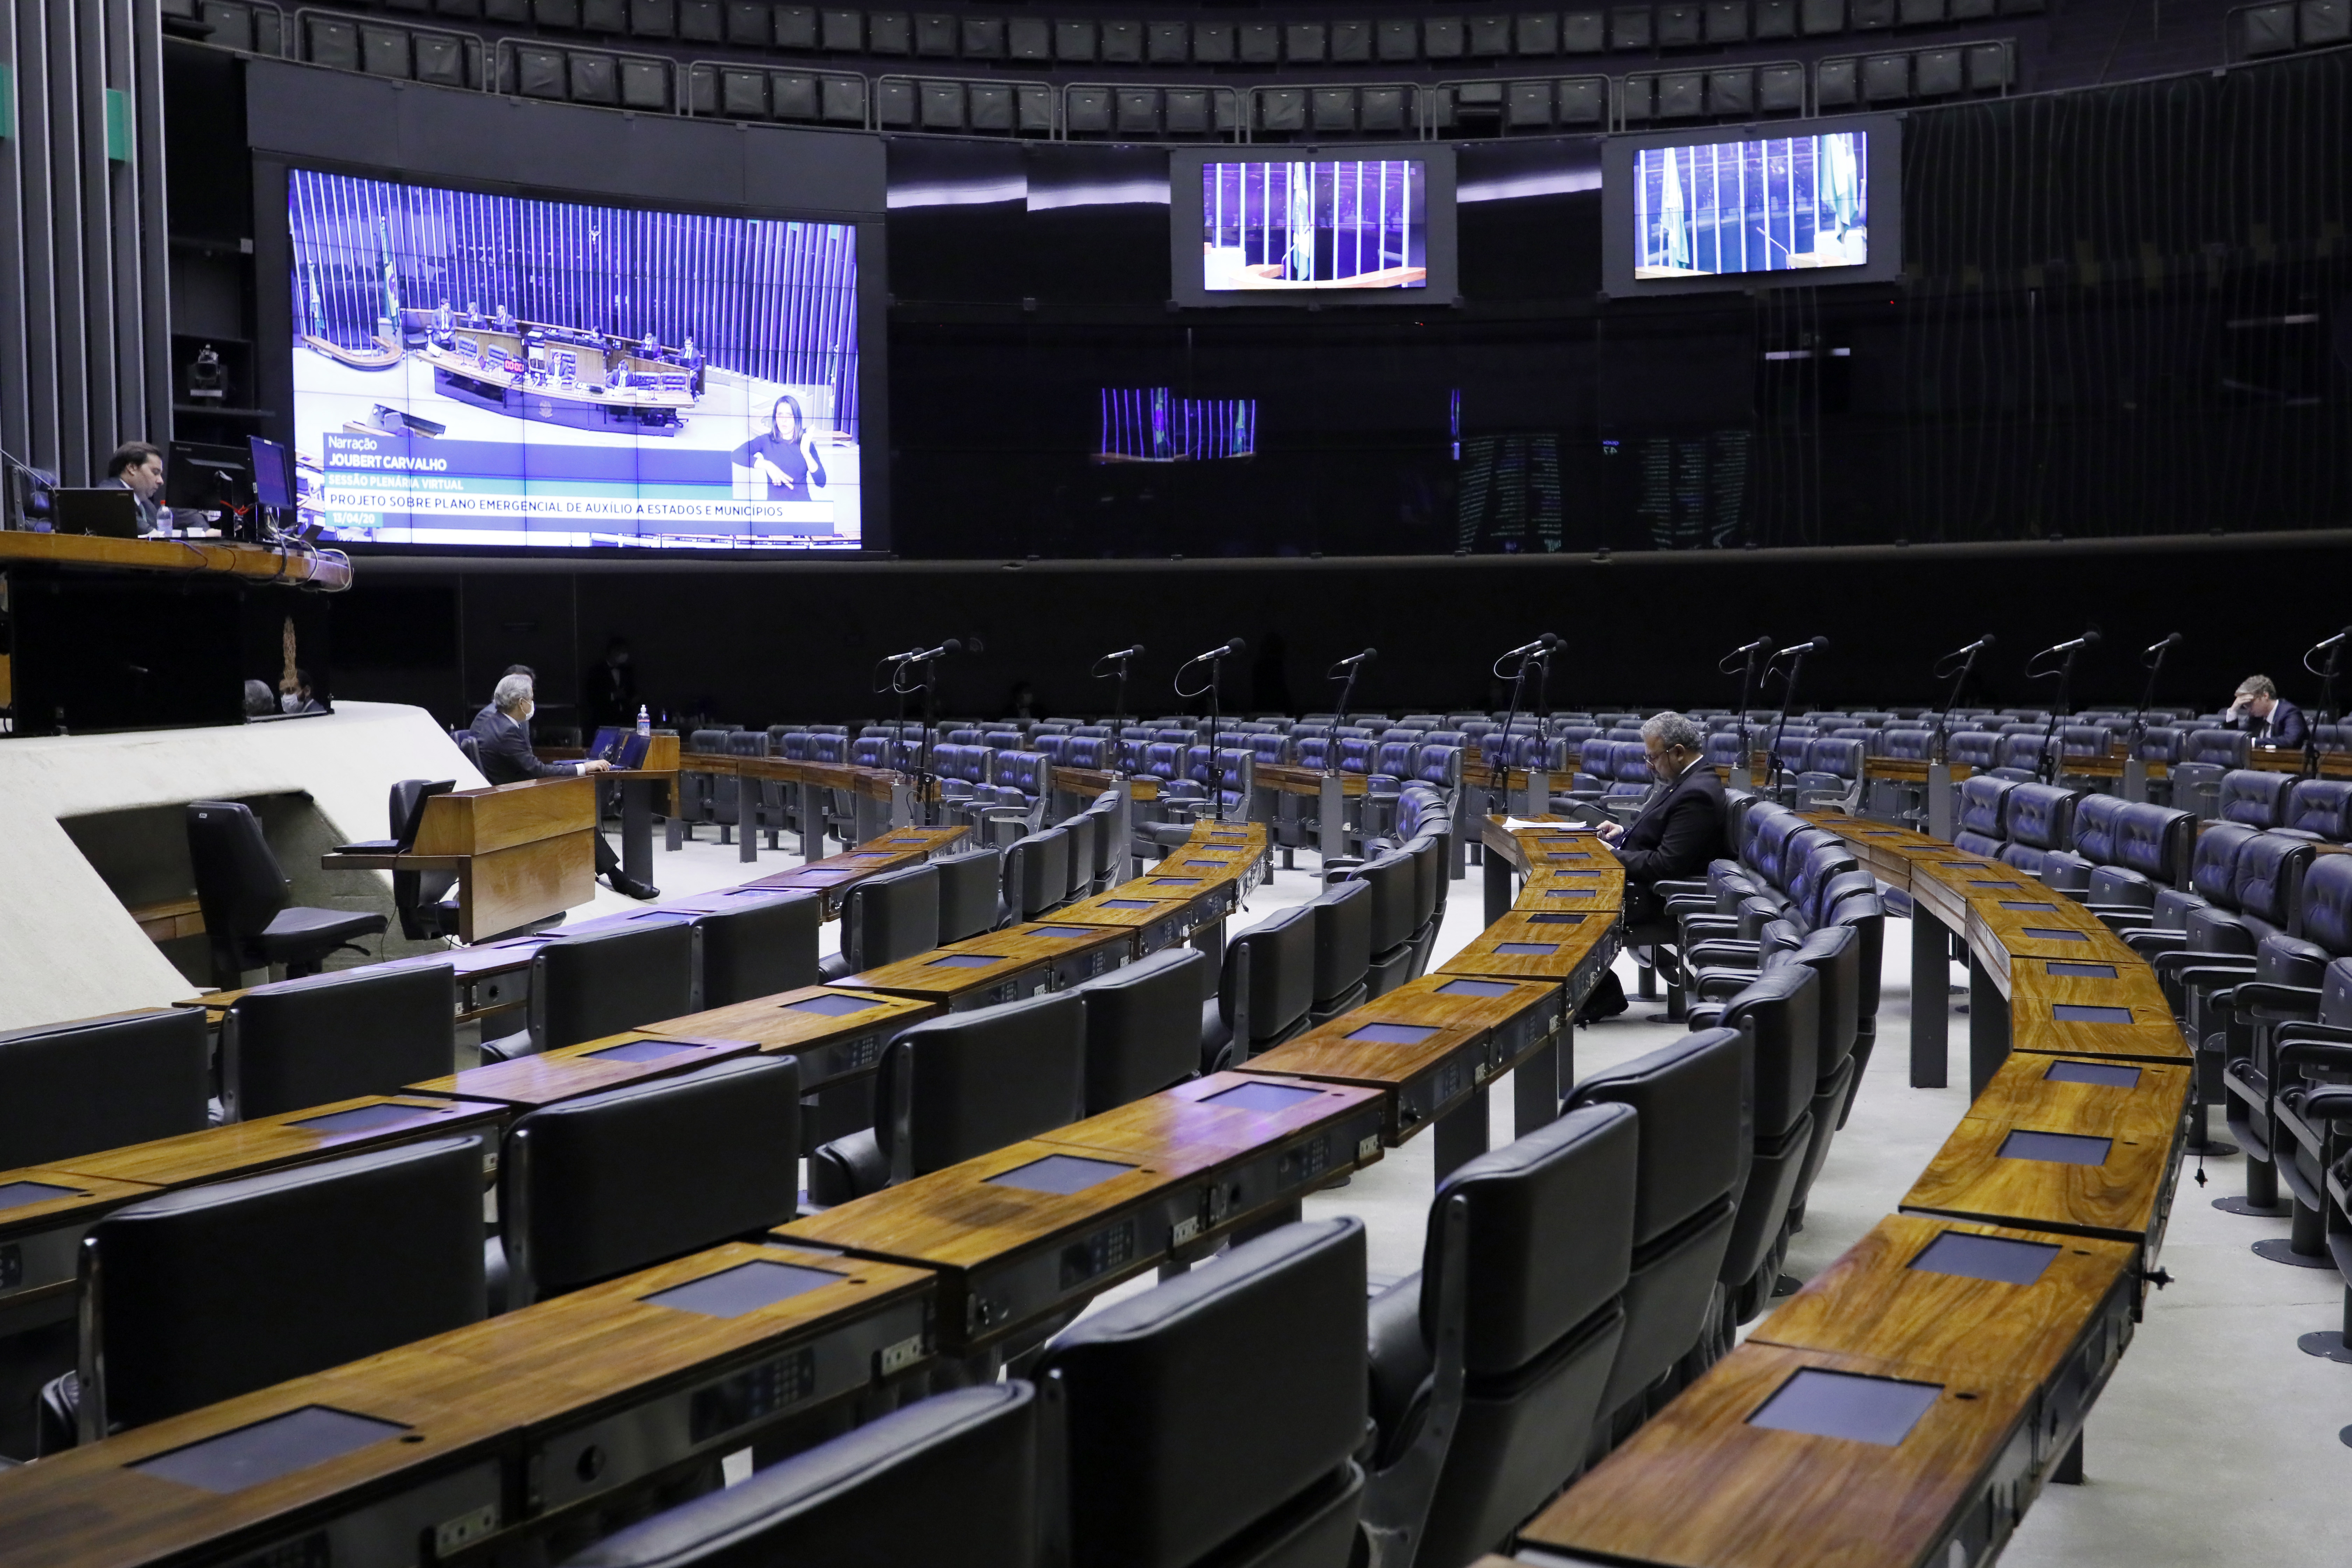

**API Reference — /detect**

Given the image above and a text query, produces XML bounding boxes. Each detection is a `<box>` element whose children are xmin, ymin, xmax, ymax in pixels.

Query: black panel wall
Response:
<box><xmin>342</xmin><ymin>528</ymin><xmax>2352</xmax><ymax>730</ymax></box>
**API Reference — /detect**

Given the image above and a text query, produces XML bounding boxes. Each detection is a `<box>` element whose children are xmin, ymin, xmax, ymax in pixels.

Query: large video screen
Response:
<box><xmin>1200</xmin><ymin>159</ymin><xmax>1428</xmax><ymax>292</ymax></box>
<box><xmin>1170</xmin><ymin>146</ymin><xmax>1457</xmax><ymax>308</ymax></box>
<box><xmin>1632</xmin><ymin>132</ymin><xmax>1867</xmax><ymax>280</ymax></box>
<box><xmin>1601</xmin><ymin>118</ymin><xmax>1900</xmax><ymax>296</ymax></box>
<box><xmin>287</xmin><ymin>169</ymin><xmax>863</xmax><ymax>549</ymax></box>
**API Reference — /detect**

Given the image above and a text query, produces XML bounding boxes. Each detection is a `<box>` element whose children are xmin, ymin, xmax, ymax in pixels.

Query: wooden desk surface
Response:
<box><xmin>1518</xmin><ymin>1341</ymin><xmax>2037</xmax><ymax>1568</ymax></box>
<box><xmin>1254</xmin><ymin>762</ymin><xmax>1368</xmax><ymax>798</ymax></box>
<box><xmin>1436</xmin><ymin>908</ymin><xmax>1620</xmax><ymax>989</ymax></box>
<box><xmin>1051</xmin><ymin>765</ymin><xmax>1158</xmax><ymax>801</ymax></box>
<box><xmin>642</xmin><ymin>985</ymin><xmax>939</xmax><ymax>1056</ymax></box>
<box><xmin>48</xmin><ymin>1096</ymin><xmax>504</xmax><ymax>1188</ymax></box>
<box><xmin>0</xmin><ymin>1243</ymin><xmax>932</xmax><ymax>1568</ymax></box>
<box><xmin>1041</xmin><ymin>888</ymin><xmax>1197</xmax><ymax>930</ymax></box>
<box><xmin>1476</xmin><ymin>812</ymin><xmax>1579</xmax><ymax>872</ymax></box>
<box><xmin>0</xmin><ymin>1167</ymin><xmax>162</xmax><ymax>1242</ymax></box>
<box><xmin>406</xmin><ymin>1031</ymin><xmax>761</xmax><ymax>1110</ymax></box>
<box><xmin>681</xmin><ymin>752</ymin><xmax>920</xmax><ymax>803</ymax></box>
<box><xmin>832</xmin><ymin>944</ymin><xmax>1054</xmax><ymax>1009</ymax></box>
<box><xmin>1902</xmin><ymin>1052</ymin><xmax>2189</xmax><ymax>1247</ymax></box>
<box><xmin>1751</xmin><ymin>1213</ymin><xmax>2138</xmax><ymax>1389</ymax></box>
<box><xmin>1238</xmin><ymin>974</ymin><xmax>1559</xmax><ymax>1144</ymax></box>
<box><xmin>0</xmin><ymin>528</ymin><xmax>354</xmax><ymax>589</ymax></box>
<box><xmin>778</xmin><ymin>1072</ymin><xmax>1383</xmax><ymax>1349</ymax></box>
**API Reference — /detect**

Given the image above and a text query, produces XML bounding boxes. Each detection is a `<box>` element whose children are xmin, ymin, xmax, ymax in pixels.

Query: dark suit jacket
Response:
<box><xmin>469</xmin><ymin>706</ymin><xmax>581</xmax><ymax>787</ymax></box>
<box><xmin>2233</xmin><ymin>700</ymin><xmax>2306</xmax><ymax>748</ymax></box>
<box><xmin>1613</xmin><ymin>759</ymin><xmax>1729</xmax><ymax>885</ymax></box>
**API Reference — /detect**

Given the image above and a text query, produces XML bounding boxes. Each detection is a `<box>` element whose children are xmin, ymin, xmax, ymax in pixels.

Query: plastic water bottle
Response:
<box><xmin>636</xmin><ymin>704</ymin><xmax>651</xmax><ymax>740</ymax></box>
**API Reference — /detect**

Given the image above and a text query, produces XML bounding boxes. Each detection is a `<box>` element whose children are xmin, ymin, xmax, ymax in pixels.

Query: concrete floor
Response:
<box><xmin>639</xmin><ymin>822</ymin><xmax>2351</xmax><ymax>1565</ymax></box>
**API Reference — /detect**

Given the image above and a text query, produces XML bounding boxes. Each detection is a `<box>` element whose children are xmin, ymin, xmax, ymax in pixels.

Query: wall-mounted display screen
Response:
<box><xmin>1170</xmin><ymin>146</ymin><xmax>1457</xmax><ymax>307</ymax></box>
<box><xmin>1632</xmin><ymin>132</ymin><xmax>1868</xmax><ymax>279</ymax></box>
<box><xmin>1200</xmin><ymin>159</ymin><xmax>1428</xmax><ymax>292</ymax></box>
<box><xmin>287</xmin><ymin>168</ymin><xmax>864</xmax><ymax>549</ymax></box>
<box><xmin>1601</xmin><ymin>117</ymin><xmax>1901</xmax><ymax>296</ymax></box>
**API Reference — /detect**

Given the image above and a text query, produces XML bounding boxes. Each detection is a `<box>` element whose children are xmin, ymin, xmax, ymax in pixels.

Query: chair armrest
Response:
<box><xmin>1692</xmin><ymin>968</ymin><xmax>1756</xmax><ymax>1001</ymax></box>
<box><xmin>1679</xmin><ymin>917</ymin><xmax>1743</xmax><ymax>945</ymax></box>
<box><xmin>2232</xmin><ymin>982</ymin><xmax>2325</xmax><ymax>1024</ymax></box>
<box><xmin>2292</xmin><ymin>1087</ymin><xmax>2352</xmax><ymax>1122</ymax></box>
<box><xmin>1687</xmin><ymin>939</ymin><xmax>1763</xmax><ymax>970</ymax></box>
<box><xmin>1654</xmin><ymin>878</ymin><xmax>1712</xmax><ymax>900</ymax></box>
<box><xmin>2277</xmin><ymin>1025</ymin><xmax>2352</xmax><ymax>1055</ymax></box>
<box><xmin>2122</xmin><ymin>929</ymin><xmax>2187</xmax><ymax>959</ymax></box>
<box><xmin>2152</xmin><ymin>949</ymin><xmax>2254</xmax><ymax>984</ymax></box>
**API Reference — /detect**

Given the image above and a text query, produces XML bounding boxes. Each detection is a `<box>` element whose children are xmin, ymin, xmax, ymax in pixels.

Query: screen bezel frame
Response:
<box><xmin>1168</xmin><ymin>144</ymin><xmax>1459</xmax><ymax>309</ymax></box>
<box><xmin>254</xmin><ymin>154</ymin><xmax>889</xmax><ymax>559</ymax></box>
<box><xmin>1599</xmin><ymin>114</ymin><xmax>1903</xmax><ymax>298</ymax></box>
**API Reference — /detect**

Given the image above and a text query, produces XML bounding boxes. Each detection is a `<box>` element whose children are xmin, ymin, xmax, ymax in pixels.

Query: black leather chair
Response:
<box><xmin>807</xmin><ymin>991</ymin><xmax>1087</xmax><ymax>1204</ymax></box>
<box><xmin>1308</xmin><ymin>879</ymin><xmax>1374</xmax><ymax>1023</ymax></box>
<box><xmin>1201</xmin><ymin>903</ymin><xmax>1318</xmax><ymax>1075</ymax></box>
<box><xmin>1072</xmin><ymin>947</ymin><xmax>1209</xmax><ymax>1114</ymax></box>
<box><xmin>1701</xmin><ymin>964</ymin><xmax>1820</xmax><ymax>1332</ymax></box>
<box><xmin>482</xmin><ymin>919</ymin><xmax>700</xmax><ymax>1062</ymax></box>
<box><xmin>1362</xmin><ymin>1105</ymin><xmax>1638</xmax><ymax>1567</ymax></box>
<box><xmin>1002</xmin><ymin>826</ymin><xmax>1071</xmax><ymax>925</ymax></box>
<box><xmin>490</xmin><ymin>1056</ymin><xmax>802</xmax><ymax>1310</ymax></box>
<box><xmin>1038</xmin><ymin>1218</ymin><xmax>1368</xmax><ymax>1568</ymax></box>
<box><xmin>820</xmin><ymin>863</ymin><xmax>940</xmax><ymax>982</ymax></box>
<box><xmin>187</xmin><ymin>801</ymin><xmax>388</xmax><ymax>988</ymax></box>
<box><xmin>39</xmin><ymin>1136</ymin><xmax>483</xmax><ymax>1450</ymax></box>
<box><xmin>1564</xmin><ymin>1027</ymin><xmax>1746</xmax><ymax>1444</ymax></box>
<box><xmin>1062</xmin><ymin>812</ymin><xmax>1099</xmax><ymax>904</ymax></box>
<box><xmin>1403</xmin><ymin>834</ymin><xmax>1447</xmax><ymax>979</ymax></box>
<box><xmin>0</xmin><ymin>1009</ymin><xmax>209</xmax><ymax>1169</ymax></box>
<box><xmin>934</xmin><ymin>845</ymin><xmax>1005</xmax><ymax>941</ymax></box>
<box><xmin>1779</xmin><ymin>926</ymin><xmax>1863</xmax><ymax>1227</ymax></box>
<box><xmin>690</xmin><ymin>890</ymin><xmax>821</xmax><ymax>1006</ymax></box>
<box><xmin>1332</xmin><ymin>850</ymin><xmax>1418</xmax><ymax>999</ymax></box>
<box><xmin>567</xmin><ymin>1383</ymin><xmax>1040</xmax><ymax>1568</ymax></box>
<box><xmin>221</xmin><ymin>964</ymin><xmax>457</xmax><ymax>1121</ymax></box>
<box><xmin>387</xmin><ymin>779</ymin><xmax>460</xmax><ymax>939</ymax></box>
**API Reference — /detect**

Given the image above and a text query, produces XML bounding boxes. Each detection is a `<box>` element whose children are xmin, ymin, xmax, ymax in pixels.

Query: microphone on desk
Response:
<box><xmin>1949</xmin><ymin>633</ymin><xmax>1996</xmax><ymax>656</ymax></box>
<box><xmin>1331</xmin><ymin>647</ymin><xmax>1377</xmax><ymax>670</ymax></box>
<box><xmin>1499</xmin><ymin>632</ymin><xmax>1561</xmax><ymax>660</ymax></box>
<box><xmin>1100</xmin><ymin>644</ymin><xmax>1146</xmax><ymax>661</ymax></box>
<box><xmin>1186</xmin><ymin>637</ymin><xmax>1247</xmax><ymax>663</ymax></box>
<box><xmin>2040</xmin><ymin>629</ymin><xmax>2102</xmax><ymax>657</ymax></box>
<box><xmin>2310</xmin><ymin>627</ymin><xmax>2352</xmax><ymax>654</ymax></box>
<box><xmin>1770</xmin><ymin>635</ymin><xmax>1830</xmax><ymax>660</ymax></box>
<box><xmin>2143</xmin><ymin>631</ymin><xmax>2184</xmax><ymax>656</ymax></box>
<box><xmin>1731</xmin><ymin>635</ymin><xmax>1773</xmax><ymax>655</ymax></box>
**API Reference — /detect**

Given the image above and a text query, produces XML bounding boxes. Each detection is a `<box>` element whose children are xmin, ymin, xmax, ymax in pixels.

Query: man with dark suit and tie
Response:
<box><xmin>469</xmin><ymin>672</ymin><xmax>659</xmax><ymax>899</ymax></box>
<box><xmin>2226</xmin><ymin>675</ymin><xmax>2306</xmax><ymax>748</ymax></box>
<box><xmin>1581</xmin><ymin>710</ymin><xmax>1728</xmax><ymax>1022</ymax></box>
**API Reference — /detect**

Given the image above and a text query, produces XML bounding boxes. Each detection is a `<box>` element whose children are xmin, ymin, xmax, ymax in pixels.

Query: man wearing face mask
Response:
<box><xmin>1581</xmin><ymin>710</ymin><xmax>1727</xmax><ymax>1022</ymax></box>
<box><xmin>470</xmin><ymin>671</ymin><xmax>658</xmax><ymax>899</ymax></box>
<box><xmin>279</xmin><ymin>668</ymin><xmax>324</xmax><ymax>715</ymax></box>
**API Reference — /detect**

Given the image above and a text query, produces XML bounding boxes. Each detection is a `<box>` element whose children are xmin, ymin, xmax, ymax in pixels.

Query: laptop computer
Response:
<box><xmin>333</xmin><ymin>780</ymin><xmax>458</xmax><ymax>854</ymax></box>
<box><xmin>51</xmin><ymin>489</ymin><xmax>144</xmax><ymax>539</ymax></box>
<box><xmin>587</xmin><ymin>726</ymin><xmax>626</xmax><ymax>762</ymax></box>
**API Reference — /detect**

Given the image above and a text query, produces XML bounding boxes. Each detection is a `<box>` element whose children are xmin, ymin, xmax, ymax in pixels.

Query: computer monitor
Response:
<box><xmin>248</xmin><ymin>435</ymin><xmax>297</xmax><ymax>511</ymax></box>
<box><xmin>166</xmin><ymin>441</ymin><xmax>250</xmax><ymax>515</ymax></box>
<box><xmin>50</xmin><ymin>489</ymin><xmax>143</xmax><ymax>538</ymax></box>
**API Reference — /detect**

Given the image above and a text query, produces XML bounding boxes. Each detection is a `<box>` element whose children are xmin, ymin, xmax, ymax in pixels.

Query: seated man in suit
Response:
<box><xmin>2226</xmin><ymin>675</ymin><xmax>2306</xmax><ymax>748</ymax></box>
<box><xmin>470</xmin><ymin>672</ymin><xmax>658</xmax><ymax>900</ymax></box>
<box><xmin>98</xmin><ymin>441</ymin><xmax>167</xmax><ymax>536</ymax></box>
<box><xmin>1581</xmin><ymin>710</ymin><xmax>1727</xmax><ymax>1022</ymax></box>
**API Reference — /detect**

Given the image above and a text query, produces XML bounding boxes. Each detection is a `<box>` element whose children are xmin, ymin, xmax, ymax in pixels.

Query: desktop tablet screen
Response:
<box><xmin>287</xmin><ymin>168</ymin><xmax>864</xmax><ymax>551</ymax></box>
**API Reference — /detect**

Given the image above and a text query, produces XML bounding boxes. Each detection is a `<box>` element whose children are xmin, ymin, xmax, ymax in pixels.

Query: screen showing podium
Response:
<box><xmin>286</xmin><ymin>167</ymin><xmax>865</xmax><ymax>552</ymax></box>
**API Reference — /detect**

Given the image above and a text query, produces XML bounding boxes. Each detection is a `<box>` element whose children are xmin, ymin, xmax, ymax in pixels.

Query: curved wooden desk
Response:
<box><xmin>1513</xmin><ymin>806</ymin><xmax>2189</xmax><ymax>1568</ymax></box>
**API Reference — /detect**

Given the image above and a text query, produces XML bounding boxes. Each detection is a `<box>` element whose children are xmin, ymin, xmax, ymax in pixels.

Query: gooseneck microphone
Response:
<box><xmin>1330</xmin><ymin>647</ymin><xmax>1377</xmax><ymax>670</ymax></box>
<box><xmin>1771</xmin><ymin>635</ymin><xmax>1830</xmax><ymax>660</ymax></box>
<box><xmin>2039</xmin><ymin>629</ymin><xmax>2102</xmax><ymax>657</ymax></box>
<box><xmin>1188</xmin><ymin>637</ymin><xmax>1247</xmax><ymax>663</ymax></box>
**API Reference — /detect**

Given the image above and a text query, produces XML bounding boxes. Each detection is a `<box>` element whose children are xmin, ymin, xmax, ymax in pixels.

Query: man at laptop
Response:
<box><xmin>99</xmin><ymin>442</ymin><xmax>168</xmax><ymax>536</ymax></box>
<box><xmin>470</xmin><ymin>672</ymin><xmax>659</xmax><ymax>900</ymax></box>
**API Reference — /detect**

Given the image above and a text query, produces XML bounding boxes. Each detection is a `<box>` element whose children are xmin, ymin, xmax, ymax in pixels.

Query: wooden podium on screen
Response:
<box><xmin>325</xmin><ymin>776</ymin><xmax>597</xmax><ymax>941</ymax></box>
